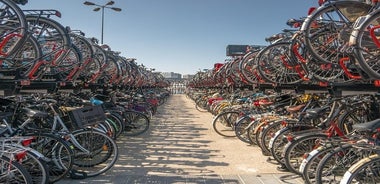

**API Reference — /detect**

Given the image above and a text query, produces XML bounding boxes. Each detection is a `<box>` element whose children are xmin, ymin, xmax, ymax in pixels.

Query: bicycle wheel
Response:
<box><xmin>269</xmin><ymin>127</ymin><xmax>292</xmax><ymax>166</ymax></box>
<box><xmin>235</xmin><ymin>115</ymin><xmax>257</xmax><ymax>144</ymax></box>
<box><xmin>269</xmin><ymin>124</ymin><xmax>316</xmax><ymax>167</ymax></box>
<box><xmin>84</xmin><ymin>44</ymin><xmax>105</xmax><ymax>83</ymax></box>
<box><xmin>289</xmin><ymin>32</ymin><xmax>350</xmax><ymax>83</ymax></box>
<box><xmin>305</xmin><ymin>58</ymin><xmax>348</xmax><ymax>83</ymax></box>
<box><xmin>247</xmin><ymin>121</ymin><xmax>257</xmax><ymax>145</ymax></box>
<box><xmin>340</xmin><ymin>154</ymin><xmax>380</xmax><ymax>184</ymax></box>
<box><xmin>238</xmin><ymin>51</ymin><xmax>260</xmax><ymax>84</ymax></box>
<box><xmin>302</xmin><ymin>1</ymin><xmax>371</xmax><ymax>64</ymax></box>
<box><xmin>256</xmin><ymin>42</ymin><xmax>303</xmax><ymax>85</ymax></box>
<box><xmin>27</xmin><ymin>132</ymin><xmax>74</xmax><ymax>183</ymax></box>
<box><xmin>195</xmin><ymin>98</ymin><xmax>209</xmax><ymax>112</ymax></box>
<box><xmin>300</xmin><ymin>145</ymin><xmax>333</xmax><ymax>184</ymax></box>
<box><xmin>353</xmin><ymin>10</ymin><xmax>380</xmax><ymax>79</ymax></box>
<box><xmin>254</xmin><ymin>120</ymin><xmax>270</xmax><ymax>149</ymax></box>
<box><xmin>25</xmin><ymin>15</ymin><xmax>71</xmax><ymax>79</ymax></box>
<box><xmin>0</xmin><ymin>155</ymin><xmax>33</xmax><ymax>184</ymax></box>
<box><xmin>69</xmin><ymin>32</ymin><xmax>94</xmax><ymax>66</ymax></box>
<box><xmin>122</xmin><ymin>110</ymin><xmax>150</xmax><ymax>136</ymax></box>
<box><xmin>259</xmin><ymin>120</ymin><xmax>283</xmax><ymax>156</ymax></box>
<box><xmin>71</xmin><ymin>128</ymin><xmax>118</xmax><ymax>177</ymax></box>
<box><xmin>268</xmin><ymin>121</ymin><xmax>298</xmax><ymax>164</ymax></box>
<box><xmin>98</xmin><ymin>55</ymin><xmax>121</xmax><ymax>85</ymax></box>
<box><xmin>315</xmin><ymin>143</ymin><xmax>368</xmax><ymax>184</ymax></box>
<box><xmin>212</xmin><ymin>111</ymin><xmax>239</xmax><ymax>137</ymax></box>
<box><xmin>19</xmin><ymin>149</ymin><xmax>49</xmax><ymax>184</ymax></box>
<box><xmin>283</xmin><ymin>133</ymin><xmax>327</xmax><ymax>175</ymax></box>
<box><xmin>0</xmin><ymin>0</ymin><xmax>27</xmax><ymax>58</ymax></box>
<box><xmin>338</xmin><ymin>106</ymin><xmax>372</xmax><ymax>135</ymax></box>
<box><xmin>106</xmin><ymin>111</ymin><xmax>124</xmax><ymax>139</ymax></box>
<box><xmin>2</xmin><ymin>34</ymin><xmax>41</xmax><ymax>79</ymax></box>
<box><xmin>48</xmin><ymin>44</ymin><xmax>82</xmax><ymax>81</ymax></box>
<box><xmin>96</xmin><ymin>119</ymin><xmax>117</xmax><ymax>140</ymax></box>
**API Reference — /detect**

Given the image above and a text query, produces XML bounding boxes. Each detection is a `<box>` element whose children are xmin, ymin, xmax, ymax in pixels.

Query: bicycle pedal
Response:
<box><xmin>69</xmin><ymin>169</ymin><xmax>87</xmax><ymax>179</ymax></box>
<box><xmin>276</xmin><ymin>165</ymin><xmax>289</xmax><ymax>172</ymax></box>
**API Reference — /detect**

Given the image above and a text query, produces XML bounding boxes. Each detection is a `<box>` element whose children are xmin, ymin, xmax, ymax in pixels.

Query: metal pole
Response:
<box><xmin>84</xmin><ymin>1</ymin><xmax>121</xmax><ymax>45</ymax></box>
<box><xmin>101</xmin><ymin>6</ymin><xmax>105</xmax><ymax>44</ymax></box>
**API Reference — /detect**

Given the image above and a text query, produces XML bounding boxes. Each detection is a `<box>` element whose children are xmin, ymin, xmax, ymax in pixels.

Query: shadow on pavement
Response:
<box><xmin>113</xmin><ymin>95</ymin><xmax>230</xmax><ymax>176</ymax></box>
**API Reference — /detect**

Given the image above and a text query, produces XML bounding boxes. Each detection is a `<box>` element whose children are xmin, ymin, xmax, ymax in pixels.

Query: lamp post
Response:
<box><xmin>83</xmin><ymin>1</ymin><xmax>122</xmax><ymax>44</ymax></box>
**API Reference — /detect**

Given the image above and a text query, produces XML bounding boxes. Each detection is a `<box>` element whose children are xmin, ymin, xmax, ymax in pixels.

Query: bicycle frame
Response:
<box><xmin>47</xmin><ymin>103</ymin><xmax>98</xmax><ymax>154</ymax></box>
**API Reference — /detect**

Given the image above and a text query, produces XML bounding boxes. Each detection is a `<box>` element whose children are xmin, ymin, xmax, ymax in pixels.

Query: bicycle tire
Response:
<box><xmin>69</xmin><ymin>32</ymin><xmax>94</xmax><ymax>66</ymax></box>
<box><xmin>289</xmin><ymin>32</ymin><xmax>350</xmax><ymax>83</ymax></box>
<box><xmin>315</xmin><ymin>143</ymin><xmax>368</xmax><ymax>184</ymax></box>
<box><xmin>269</xmin><ymin>127</ymin><xmax>292</xmax><ymax>165</ymax></box>
<box><xmin>338</xmin><ymin>106</ymin><xmax>372</xmax><ymax>135</ymax></box>
<box><xmin>254</xmin><ymin>120</ymin><xmax>270</xmax><ymax>149</ymax></box>
<box><xmin>106</xmin><ymin>111</ymin><xmax>125</xmax><ymax>139</ymax></box>
<box><xmin>340</xmin><ymin>154</ymin><xmax>380</xmax><ymax>184</ymax></box>
<box><xmin>26</xmin><ymin>132</ymin><xmax>74</xmax><ymax>183</ymax></box>
<box><xmin>85</xmin><ymin>44</ymin><xmax>106</xmax><ymax>83</ymax></box>
<box><xmin>247</xmin><ymin>121</ymin><xmax>257</xmax><ymax>145</ymax></box>
<box><xmin>195</xmin><ymin>99</ymin><xmax>209</xmax><ymax>112</ymax></box>
<box><xmin>122</xmin><ymin>110</ymin><xmax>150</xmax><ymax>136</ymax></box>
<box><xmin>96</xmin><ymin>119</ymin><xmax>117</xmax><ymax>140</ymax></box>
<box><xmin>238</xmin><ymin>51</ymin><xmax>261</xmax><ymax>84</ymax></box>
<box><xmin>235</xmin><ymin>115</ymin><xmax>256</xmax><ymax>144</ymax></box>
<box><xmin>212</xmin><ymin>111</ymin><xmax>239</xmax><ymax>137</ymax></box>
<box><xmin>71</xmin><ymin>128</ymin><xmax>118</xmax><ymax>177</ymax></box>
<box><xmin>300</xmin><ymin>145</ymin><xmax>333</xmax><ymax>184</ymax></box>
<box><xmin>55</xmin><ymin>44</ymin><xmax>82</xmax><ymax>81</ymax></box>
<box><xmin>302</xmin><ymin>1</ymin><xmax>371</xmax><ymax>64</ymax></box>
<box><xmin>256</xmin><ymin>42</ymin><xmax>303</xmax><ymax>85</ymax></box>
<box><xmin>0</xmin><ymin>155</ymin><xmax>33</xmax><ymax>184</ymax></box>
<box><xmin>3</xmin><ymin>34</ymin><xmax>41</xmax><ymax>79</ymax></box>
<box><xmin>98</xmin><ymin>54</ymin><xmax>121</xmax><ymax>85</ymax></box>
<box><xmin>352</xmin><ymin>10</ymin><xmax>380</xmax><ymax>79</ymax></box>
<box><xmin>0</xmin><ymin>0</ymin><xmax>28</xmax><ymax>58</ymax></box>
<box><xmin>269</xmin><ymin>124</ymin><xmax>315</xmax><ymax>165</ymax></box>
<box><xmin>259</xmin><ymin>120</ymin><xmax>283</xmax><ymax>156</ymax></box>
<box><xmin>25</xmin><ymin>15</ymin><xmax>71</xmax><ymax>79</ymax></box>
<box><xmin>283</xmin><ymin>132</ymin><xmax>327</xmax><ymax>174</ymax></box>
<box><xmin>19</xmin><ymin>149</ymin><xmax>49</xmax><ymax>184</ymax></box>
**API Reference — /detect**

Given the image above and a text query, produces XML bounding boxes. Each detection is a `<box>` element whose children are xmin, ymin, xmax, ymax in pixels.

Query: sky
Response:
<box><xmin>21</xmin><ymin>0</ymin><xmax>318</xmax><ymax>75</ymax></box>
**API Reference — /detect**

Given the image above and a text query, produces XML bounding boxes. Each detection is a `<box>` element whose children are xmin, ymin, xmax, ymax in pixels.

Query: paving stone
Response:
<box><xmin>56</xmin><ymin>94</ymin><xmax>305</xmax><ymax>184</ymax></box>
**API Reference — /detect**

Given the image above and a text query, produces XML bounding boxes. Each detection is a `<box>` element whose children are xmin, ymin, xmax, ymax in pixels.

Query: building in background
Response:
<box><xmin>161</xmin><ymin>72</ymin><xmax>182</xmax><ymax>81</ymax></box>
<box><xmin>182</xmin><ymin>74</ymin><xmax>194</xmax><ymax>79</ymax></box>
<box><xmin>161</xmin><ymin>72</ymin><xmax>194</xmax><ymax>94</ymax></box>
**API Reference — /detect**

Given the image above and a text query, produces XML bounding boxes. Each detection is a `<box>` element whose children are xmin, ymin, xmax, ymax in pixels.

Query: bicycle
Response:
<box><xmin>2</xmin><ymin>96</ymin><xmax>118</xmax><ymax>179</ymax></box>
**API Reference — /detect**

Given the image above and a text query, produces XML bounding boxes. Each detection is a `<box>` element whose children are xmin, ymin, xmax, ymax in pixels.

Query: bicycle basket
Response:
<box><xmin>133</xmin><ymin>104</ymin><xmax>147</xmax><ymax>112</ymax></box>
<box><xmin>68</xmin><ymin>105</ymin><xmax>106</xmax><ymax>129</ymax></box>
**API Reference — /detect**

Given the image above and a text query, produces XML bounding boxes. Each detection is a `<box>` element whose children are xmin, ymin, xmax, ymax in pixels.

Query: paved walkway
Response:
<box><xmin>57</xmin><ymin>94</ymin><xmax>303</xmax><ymax>184</ymax></box>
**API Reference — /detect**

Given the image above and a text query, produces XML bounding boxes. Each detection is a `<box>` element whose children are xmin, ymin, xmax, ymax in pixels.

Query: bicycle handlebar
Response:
<box><xmin>12</xmin><ymin>0</ymin><xmax>28</xmax><ymax>5</ymax></box>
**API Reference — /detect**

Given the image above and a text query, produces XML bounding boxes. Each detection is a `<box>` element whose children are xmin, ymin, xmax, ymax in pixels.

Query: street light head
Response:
<box><xmin>83</xmin><ymin>1</ymin><xmax>96</xmax><ymax>6</ymax></box>
<box><xmin>111</xmin><ymin>7</ymin><xmax>122</xmax><ymax>12</ymax></box>
<box><xmin>106</xmin><ymin>1</ymin><xmax>115</xmax><ymax>6</ymax></box>
<box><xmin>84</xmin><ymin>0</ymin><xmax>122</xmax><ymax>45</ymax></box>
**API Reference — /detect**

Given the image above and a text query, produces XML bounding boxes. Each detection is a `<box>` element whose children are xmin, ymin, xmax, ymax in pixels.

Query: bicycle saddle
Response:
<box><xmin>23</xmin><ymin>108</ymin><xmax>48</xmax><ymax>118</ymax></box>
<box><xmin>304</xmin><ymin>106</ymin><xmax>329</xmax><ymax>119</ymax></box>
<box><xmin>286</xmin><ymin>104</ymin><xmax>306</xmax><ymax>113</ymax></box>
<box><xmin>352</xmin><ymin>119</ymin><xmax>380</xmax><ymax>133</ymax></box>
